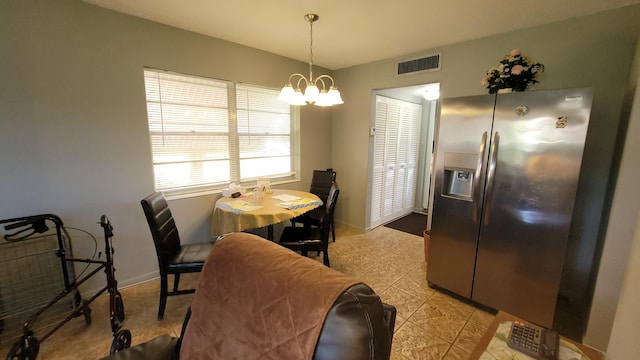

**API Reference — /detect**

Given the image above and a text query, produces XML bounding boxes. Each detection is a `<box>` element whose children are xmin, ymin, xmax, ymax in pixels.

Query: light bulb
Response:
<box><xmin>327</xmin><ymin>86</ymin><xmax>343</xmax><ymax>105</ymax></box>
<box><xmin>278</xmin><ymin>84</ymin><xmax>295</xmax><ymax>102</ymax></box>
<box><xmin>314</xmin><ymin>90</ymin><xmax>331</xmax><ymax>106</ymax></box>
<box><xmin>303</xmin><ymin>84</ymin><xmax>320</xmax><ymax>103</ymax></box>
<box><xmin>290</xmin><ymin>89</ymin><xmax>307</xmax><ymax>106</ymax></box>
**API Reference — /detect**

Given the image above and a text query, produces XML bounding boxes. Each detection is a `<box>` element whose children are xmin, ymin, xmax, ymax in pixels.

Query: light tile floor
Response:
<box><xmin>0</xmin><ymin>225</ymin><xmax>495</xmax><ymax>359</ymax></box>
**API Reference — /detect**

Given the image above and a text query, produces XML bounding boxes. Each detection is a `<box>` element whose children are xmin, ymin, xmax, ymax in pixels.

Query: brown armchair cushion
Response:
<box><xmin>180</xmin><ymin>233</ymin><xmax>359</xmax><ymax>359</ymax></box>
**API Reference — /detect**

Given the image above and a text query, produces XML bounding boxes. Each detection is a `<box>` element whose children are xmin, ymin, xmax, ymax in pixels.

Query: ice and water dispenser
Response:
<box><xmin>441</xmin><ymin>152</ymin><xmax>478</xmax><ymax>201</ymax></box>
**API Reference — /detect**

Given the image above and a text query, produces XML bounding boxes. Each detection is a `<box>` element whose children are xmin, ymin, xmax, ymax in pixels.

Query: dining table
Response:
<box><xmin>210</xmin><ymin>189</ymin><xmax>323</xmax><ymax>240</ymax></box>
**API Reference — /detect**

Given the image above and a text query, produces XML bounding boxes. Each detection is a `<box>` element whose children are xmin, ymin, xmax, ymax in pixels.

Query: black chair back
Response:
<box><xmin>321</xmin><ymin>183</ymin><xmax>340</xmax><ymax>241</ymax></box>
<box><xmin>141</xmin><ymin>192</ymin><xmax>181</xmax><ymax>274</ymax></box>
<box><xmin>310</xmin><ymin>169</ymin><xmax>336</xmax><ymax>204</ymax></box>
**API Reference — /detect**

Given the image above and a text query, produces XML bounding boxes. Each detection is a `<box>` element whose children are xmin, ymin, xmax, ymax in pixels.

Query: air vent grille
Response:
<box><xmin>396</xmin><ymin>53</ymin><xmax>441</xmax><ymax>76</ymax></box>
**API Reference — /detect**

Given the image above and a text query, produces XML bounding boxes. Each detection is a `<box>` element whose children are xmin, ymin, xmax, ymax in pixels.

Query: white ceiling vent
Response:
<box><xmin>396</xmin><ymin>52</ymin><xmax>441</xmax><ymax>76</ymax></box>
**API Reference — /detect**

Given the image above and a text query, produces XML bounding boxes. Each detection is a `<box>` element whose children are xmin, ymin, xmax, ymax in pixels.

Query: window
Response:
<box><xmin>143</xmin><ymin>69</ymin><xmax>299</xmax><ymax>195</ymax></box>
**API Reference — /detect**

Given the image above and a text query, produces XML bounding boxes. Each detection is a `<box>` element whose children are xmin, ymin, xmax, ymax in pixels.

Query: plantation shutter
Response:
<box><xmin>370</xmin><ymin>96</ymin><xmax>388</xmax><ymax>228</ymax></box>
<box><xmin>370</xmin><ymin>95</ymin><xmax>422</xmax><ymax>228</ymax></box>
<box><xmin>403</xmin><ymin>102</ymin><xmax>422</xmax><ymax>211</ymax></box>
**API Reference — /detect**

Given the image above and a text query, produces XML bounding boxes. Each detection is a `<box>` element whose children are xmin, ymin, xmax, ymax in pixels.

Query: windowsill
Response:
<box><xmin>164</xmin><ymin>178</ymin><xmax>302</xmax><ymax>201</ymax></box>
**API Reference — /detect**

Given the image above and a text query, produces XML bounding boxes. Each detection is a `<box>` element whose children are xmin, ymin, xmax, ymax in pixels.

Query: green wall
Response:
<box><xmin>0</xmin><ymin>0</ymin><xmax>332</xmax><ymax>291</ymax></box>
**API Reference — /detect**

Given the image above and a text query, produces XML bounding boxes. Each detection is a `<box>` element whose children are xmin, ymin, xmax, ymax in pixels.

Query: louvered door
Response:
<box><xmin>370</xmin><ymin>96</ymin><xmax>422</xmax><ymax>228</ymax></box>
<box><xmin>370</xmin><ymin>98</ymin><xmax>388</xmax><ymax>227</ymax></box>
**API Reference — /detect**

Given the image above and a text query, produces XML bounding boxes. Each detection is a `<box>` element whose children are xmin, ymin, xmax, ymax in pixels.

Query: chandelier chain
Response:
<box><xmin>308</xmin><ymin>17</ymin><xmax>314</xmax><ymax>82</ymax></box>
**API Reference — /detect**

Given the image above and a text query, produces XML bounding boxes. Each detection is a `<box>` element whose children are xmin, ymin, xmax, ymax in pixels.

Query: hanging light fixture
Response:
<box><xmin>278</xmin><ymin>14</ymin><xmax>343</xmax><ymax>106</ymax></box>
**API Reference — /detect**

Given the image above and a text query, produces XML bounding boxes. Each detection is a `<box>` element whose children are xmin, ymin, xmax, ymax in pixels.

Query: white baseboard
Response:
<box><xmin>77</xmin><ymin>270</ymin><xmax>159</xmax><ymax>296</ymax></box>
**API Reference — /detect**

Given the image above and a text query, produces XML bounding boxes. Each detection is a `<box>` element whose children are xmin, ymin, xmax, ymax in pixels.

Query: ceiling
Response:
<box><xmin>83</xmin><ymin>0</ymin><xmax>640</xmax><ymax>70</ymax></box>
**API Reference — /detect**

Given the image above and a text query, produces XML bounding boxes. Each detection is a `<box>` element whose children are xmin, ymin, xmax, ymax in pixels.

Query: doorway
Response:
<box><xmin>366</xmin><ymin>83</ymin><xmax>440</xmax><ymax>231</ymax></box>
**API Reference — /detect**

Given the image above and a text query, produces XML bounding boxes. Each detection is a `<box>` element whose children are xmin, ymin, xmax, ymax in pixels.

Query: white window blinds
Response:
<box><xmin>236</xmin><ymin>85</ymin><xmax>292</xmax><ymax>179</ymax></box>
<box><xmin>143</xmin><ymin>69</ymin><xmax>297</xmax><ymax>193</ymax></box>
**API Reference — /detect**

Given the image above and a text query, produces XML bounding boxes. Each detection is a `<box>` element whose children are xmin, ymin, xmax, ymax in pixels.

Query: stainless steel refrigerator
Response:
<box><xmin>427</xmin><ymin>88</ymin><xmax>593</xmax><ymax>327</ymax></box>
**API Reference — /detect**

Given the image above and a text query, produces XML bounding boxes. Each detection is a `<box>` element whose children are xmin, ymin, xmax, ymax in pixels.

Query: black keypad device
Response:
<box><xmin>507</xmin><ymin>321</ymin><xmax>559</xmax><ymax>360</ymax></box>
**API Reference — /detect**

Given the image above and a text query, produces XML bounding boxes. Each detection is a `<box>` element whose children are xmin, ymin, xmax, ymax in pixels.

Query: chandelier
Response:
<box><xmin>278</xmin><ymin>14</ymin><xmax>343</xmax><ymax>106</ymax></box>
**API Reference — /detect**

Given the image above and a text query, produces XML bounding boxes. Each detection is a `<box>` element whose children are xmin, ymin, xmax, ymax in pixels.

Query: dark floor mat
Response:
<box><xmin>384</xmin><ymin>212</ymin><xmax>427</xmax><ymax>237</ymax></box>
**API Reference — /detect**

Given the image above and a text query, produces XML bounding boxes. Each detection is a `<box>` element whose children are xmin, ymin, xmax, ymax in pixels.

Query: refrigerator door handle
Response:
<box><xmin>483</xmin><ymin>132</ymin><xmax>500</xmax><ymax>226</ymax></box>
<box><xmin>472</xmin><ymin>131</ymin><xmax>488</xmax><ymax>223</ymax></box>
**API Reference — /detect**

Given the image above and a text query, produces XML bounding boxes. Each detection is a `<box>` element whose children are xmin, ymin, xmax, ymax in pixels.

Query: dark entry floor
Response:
<box><xmin>384</xmin><ymin>212</ymin><xmax>427</xmax><ymax>236</ymax></box>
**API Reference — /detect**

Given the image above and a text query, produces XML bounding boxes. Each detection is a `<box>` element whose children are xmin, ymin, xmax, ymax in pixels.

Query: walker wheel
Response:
<box><xmin>6</xmin><ymin>336</ymin><xmax>39</xmax><ymax>360</ymax></box>
<box><xmin>109</xmin><ymin>329</ymin><xmax>131</xmax><ymax>354</ymax></box>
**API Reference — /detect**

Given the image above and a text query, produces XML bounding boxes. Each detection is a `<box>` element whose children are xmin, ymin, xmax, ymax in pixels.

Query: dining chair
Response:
<box><xmin>140</xmin><ymin>192</ymin><xmax>215</xmax><ymax>320</ymax></box>
<box><xmin>291</xmin><ymin>169</ymin><xmax>338</xmax><ymax>241</ymax></box>
<box><xmin>310</xmin><ymin>169</ymin><xmax>336</xmax><ymax>203</ymax></box>
<box><xmin>279</xmin><ymin>183</ymin><xmax>339</xmax><ymax>266</ymax></box>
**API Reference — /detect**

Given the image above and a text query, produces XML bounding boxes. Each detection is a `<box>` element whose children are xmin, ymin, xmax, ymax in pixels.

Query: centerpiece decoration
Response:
<box><xmin>481</xmin><ymin>49</ymin><xmax>544</xmax><ymax>94</ymax></box>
